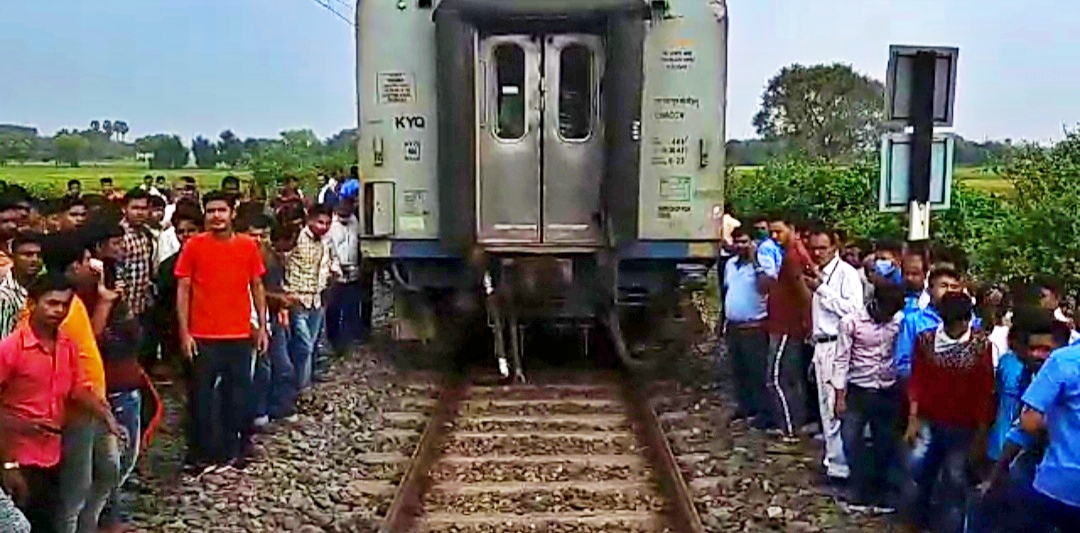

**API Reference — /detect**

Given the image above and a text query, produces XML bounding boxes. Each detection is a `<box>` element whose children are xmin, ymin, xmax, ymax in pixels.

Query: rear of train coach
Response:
<box><xmin>355</xmin><ymin>0</ymin><xmax>728</xmax><ymax>352</ymax></box>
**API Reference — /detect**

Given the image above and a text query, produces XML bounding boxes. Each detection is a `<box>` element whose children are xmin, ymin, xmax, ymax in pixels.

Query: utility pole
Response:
<box><xmin>907</xmin><ymin>51</ymin><xmax>937</xmax><ymax>242</ymax></box>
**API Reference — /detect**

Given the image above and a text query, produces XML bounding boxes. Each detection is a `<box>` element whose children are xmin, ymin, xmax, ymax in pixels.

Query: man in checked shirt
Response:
<box><xmin>285</xmin><ymin>203</ymin><xmax>341</xmax><ymax>392</ymax></box>
<box><xmin>117</xmin><ymin>189</ymin><xmax>157</xmax><ymax>374</ymax></box>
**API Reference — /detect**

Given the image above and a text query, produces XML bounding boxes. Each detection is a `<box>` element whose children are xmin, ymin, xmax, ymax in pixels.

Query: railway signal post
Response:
<box><xmin>880</xmin><ymin>45</ymin><xmax>960</xmax><ymax>242</ymax></box>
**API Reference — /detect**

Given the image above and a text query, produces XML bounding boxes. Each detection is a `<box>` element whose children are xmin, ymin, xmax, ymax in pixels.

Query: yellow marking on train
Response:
<box><xmin>361</xmin><ymin>239</ymin><xmax>392</xmax><ymax>258</ymax></box>
<box><xmin>689</xmin><ymin>242</ymin><xmax>716</xmax><ymax>258</ymax></box>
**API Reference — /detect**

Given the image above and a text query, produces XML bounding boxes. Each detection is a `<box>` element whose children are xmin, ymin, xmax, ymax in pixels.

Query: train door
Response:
<box><xmin>477</xmin><ymin>33</ymin><xmax>605</xmax><ymax>246</ymax></box>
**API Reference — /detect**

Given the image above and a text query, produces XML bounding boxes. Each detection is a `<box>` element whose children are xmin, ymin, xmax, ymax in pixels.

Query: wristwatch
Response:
<box><xmin>1</xmin><ymin>462</ymin><xmax>18</xmax><ymax>471</ymax></box>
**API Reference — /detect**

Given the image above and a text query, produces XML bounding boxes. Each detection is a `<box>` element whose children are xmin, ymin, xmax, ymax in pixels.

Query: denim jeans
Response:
<box><xmin>192</xmin><ymin>339</ymin><xmax>255</xmax><ymax>464</ymax></box>
<box><xmin>289</xmin><ymin>307</ymin><xmax>325</xmax><ymax>391</ymax></box>
<box><xmin>55</xmin><ymin>419</ymin><xmax>120</xmax><ymax>533</ymax></box>
<box><xmin>254</xmin><ymin>321</ymin><xmax>297</xmax><ymax>420</ymax></box>
<box><xmin>902</xmin><ymin>422</ymin><xmax>975</xmax><ymax>533</ymax></box>
<box><xmin>326</xmin><ymin>280</ymin><xmax>364</xmax><ymax>352</ymax></box>
<box><xmin>102</xmin><ymin>389</ymin><xmax>142</xmax><ymax>525</ymax></box>
<box><xmin>840</xmin><ymin>384</ymin><xmax>900</xmax><ymax>505</ymax></box>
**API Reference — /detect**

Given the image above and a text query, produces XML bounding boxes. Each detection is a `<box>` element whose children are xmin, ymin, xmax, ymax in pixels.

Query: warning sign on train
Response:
<box><xmin>377</xmin><ymin>71</ymin><xmax>416</xmax><ymax>105</ymax></box>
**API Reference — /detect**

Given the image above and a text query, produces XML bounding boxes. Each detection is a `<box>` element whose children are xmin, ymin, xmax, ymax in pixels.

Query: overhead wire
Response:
<box><xmin>307</xmin><ymin>0</ymin><xmax>354</xmax><ymax>27</ymax></box>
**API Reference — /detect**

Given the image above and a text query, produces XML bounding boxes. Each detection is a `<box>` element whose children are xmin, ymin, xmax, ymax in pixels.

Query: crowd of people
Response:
<box><xmin>718</xmin><ymin>210</ymin><xmax>1080</xmax><ymax>532</ymax></box>
<box><xmin>0</xmin><ymin>169</ymin><xmax>368</xmax><ymax>533</ymax></box>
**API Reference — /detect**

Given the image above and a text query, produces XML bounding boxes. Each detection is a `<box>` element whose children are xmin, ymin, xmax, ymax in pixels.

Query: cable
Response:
<box><xmin>307</xmin><ymin>0</ymin><xmax>354</xmax><ymax>26</ymax></box>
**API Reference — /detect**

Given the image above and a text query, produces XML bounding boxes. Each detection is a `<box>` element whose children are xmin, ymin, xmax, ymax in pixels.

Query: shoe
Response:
<box><xmin>283</xmin><ymin>414</ymin><xmax>300</xmax><ymax>423</ymax></box>
<box><xmin>750</xmin><ymin>416</ymin><xmax>774</xmax><ymax>430</ymax></box>
<box><xmin>843</xmin><ymin>502</ymin><xmax>873</xmax><ymax>514</ymax></box>
<box><xmin>252</xmin><ymin>415</ymin><xmax>270</xmax><ymax>428</ymax></box>
<box><xmin>871</xmin><ymin>504</ymin><xmax>897</xmax><ymax>515</ymax></box>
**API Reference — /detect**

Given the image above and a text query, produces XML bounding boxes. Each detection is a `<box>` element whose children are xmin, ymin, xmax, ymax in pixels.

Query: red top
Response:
<box><xmin>175</xmin><ymin>233</ymin><xmax>265</xmax><ymax>340</ymax></box>
<box><xmin>766</xmin><ymin>238</ymin><xmax>813</xmax><ymax>339</ymax></box>
<box><xmin>0</xmin><ymin>326</ymin><xmax>90</xmax><ymax>467</ymax></box>
<box><xmin>909</xmin><ymin>329</ymin><xmax>995</xmax><ymax>429</ymax></box>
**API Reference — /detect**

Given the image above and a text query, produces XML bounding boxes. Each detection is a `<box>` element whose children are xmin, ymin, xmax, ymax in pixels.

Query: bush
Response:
<box><xmin>726</xmin><ymin>140</ymin><xmax>1080</xmax><ymax>296</ymax></box>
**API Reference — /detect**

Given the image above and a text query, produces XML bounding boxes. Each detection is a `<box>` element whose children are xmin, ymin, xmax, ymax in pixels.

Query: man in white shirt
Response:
<box><xmin>317</xmin><ymin>175</ymin><xmax>339</xmax><ymax>206</ymax></box>
<box><xmin>803</xmin><ymin>226</ymin><xmax>864</xmax><ymax>482</ymax></box>
<box><xmin>326</xmin><ymin>194</ymin><xmax>362</xmax><ymax>353</ymax></box>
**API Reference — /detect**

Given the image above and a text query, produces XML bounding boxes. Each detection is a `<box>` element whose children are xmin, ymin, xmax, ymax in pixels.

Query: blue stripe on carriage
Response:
<box><xmin>618</xmin><ymin>241</ymin><xmax>690</xmax><ymax>259</ymax></box>
<box><xmin>390</xmin><ymin>239</ymin><xmax>454</xmax><ymax>258</ymax></box>
<box><xmin>382</xmin><ymin>239</ymin><xmax>703</xmax><ymax>259</ymax></box>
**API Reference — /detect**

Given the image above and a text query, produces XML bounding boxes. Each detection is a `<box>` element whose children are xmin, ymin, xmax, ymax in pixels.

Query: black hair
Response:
<box><xmin>271</xmin><ymin>222</ymin><xmax>298</xmax><ymax>243</ymax></box>
<box><xmin>172</xmin><ymin>204</ymin><xmax>204</xmax><ymax>228</ymax></box>
<box><xmin>730</xmin><ymin>226</ymin><xmax>747</xmax><ymax>239</ymax></box>
<box><xmin>938</xmin><ymin>291</ymin><xmax>974</xmax><ymax>325</ymax></box>
<box><xmin>80</xmin><ymin>219</ymin><xmax>125</xmax><ymax>250</ymax></box>
<box><xmin>1009</xmin><ymin>306</ymin><xmax>1056</xmax><ymax>346</ymax></box>
<box><xmin>0</xmin><ymin>194</ymin><xmax>22</xmax><ymax>214</ymax></box>
<box><xmin>284</xmin><ymin>175</ymin><xmax>299</xmax><ymax>184</ymax></box>
<box><xmin>805</xmin><ymin>222</ymin><xmax>836</xmax><ymax>244</ymax></box>
<box><xmin>27</xmin><ymin>271</ymin><xmax>74</xmax><ymax>301</ymax></box>
<box><xmin>40</xmin><ymin>233</ymin><xmax>89</xmax><ymax>275</ymax></box>
<box><xmin>871</xmin><ymin>282</ymin><xmax>906</xmax><ymax>323</ymax></box>
<box><xmin>67</xmin><ymin>179</ymin><xmax>81</xmax><ymax>189</ymax></box>
<box><xmin>202</xmin><ymin>190</ymin><xmax>233</xmax><ymax>209</ymax></box>
<box><xmin>143</xmin><ymin>175</ymin><xmax>153</xmax><ymax>182</ymax></box>
<box><xmin>100</xmin><ymin>177</ymin><xmax>113</xmax><ymax>184</ymax></box>
<box><xmin>180</xmin><ymin>176</ymin><xmax>196</xmax><ymax>185</ymax></box>
<box><xmin>156</xmin><ymin>175</ymin><xmax>166</xmax><ymax>182</ymax></box>
<box><xmin>221</xmin><ymin>175</ymin><xmax>240</xmax><ymax>188</ymax></box>
<box><xmin>1033</xmin><ymin>275</ymin><xmax>1062</xmax><ymax>298</ymax></box>
<box><xmin>61</xmin><ymin>196</ymin><xmax>87</xmax><ymax>212</ymax></box>
<box><xmin>12</xmin><ymin>231</ymin><xmax>44</xmax><ymax>252</ymax></box>
<box><xmin>308</xmin><ymin>203</ymin><xmax>333</xmax><ymax>219</ymax></box>
<box><xmin>928</xmin><ymin>266</ymin><xmax>961</xmax><ymax>287</ymax></box>
<box><xmin>876</xmin><ymin>239</ymin><xmax>904</xmax><ymax>257</ymax></box>
<box><xmin>149</xmin><ymin>195</ymin><xmax>167</xmax><ymax>209</ymax></box>
<box><xmin>349</xmin><ymin>165</ymin><xmax>359</xmax><ymax>180</ymax></box>
<box><xmin>123</xmin><ymin>187</ymin><xmax>151</xmax><ymax>204</ymax></box>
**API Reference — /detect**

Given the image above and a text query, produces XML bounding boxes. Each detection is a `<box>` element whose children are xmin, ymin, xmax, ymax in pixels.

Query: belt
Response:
<box><xmin>812</xmin><ymin>334</ymin><xmax>838</xmax><ymax>344</ymax></box>
<box><xmin>728</xmin><ymin>320</ymin><xmax>764</xmax><ymax>330</ymax></box>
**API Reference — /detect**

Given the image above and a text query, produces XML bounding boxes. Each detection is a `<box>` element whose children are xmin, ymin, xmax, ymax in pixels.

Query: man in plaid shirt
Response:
<box><xmin>285</xmin><ymin>203</ymin><xmax>340</xmax><ymax>391</ymax></box>
<box><xmin>117</xmin><ymin>189</ymin><xmax>157</xmax><ymax>372</ymax></box>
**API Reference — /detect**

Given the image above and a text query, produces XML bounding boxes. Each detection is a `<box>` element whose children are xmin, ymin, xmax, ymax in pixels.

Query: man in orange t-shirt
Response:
<box><xmin>175</xmin><ymin>191</ymin><xmax>267</xmax><ymax>471</ymax></box>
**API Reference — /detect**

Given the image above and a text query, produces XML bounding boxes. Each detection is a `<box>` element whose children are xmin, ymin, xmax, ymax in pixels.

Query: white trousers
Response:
<box><xmin>813</xmin><ymin>340</ymin><xmax>850</xmax><ymax>479</ymax></box>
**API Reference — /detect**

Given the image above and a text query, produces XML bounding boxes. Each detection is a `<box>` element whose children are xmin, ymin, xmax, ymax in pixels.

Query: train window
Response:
<box><xmin>558</xmin><ymin>44</ymin><xmax>593</xmax><ymax>140</ymax></box>
<box><xmin>494</xmin><ymin>44</ymin><xmax>526</xmax><ymax>140</ymax></box>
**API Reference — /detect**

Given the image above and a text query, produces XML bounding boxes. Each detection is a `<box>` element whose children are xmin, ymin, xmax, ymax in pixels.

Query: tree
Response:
<box><xmin>102</xmin><ymin>120</ymin><xmax>113</xmax><ymax>140</ymax></box>
<box><xmin>192</xmin><ymin>135</ymin><xmax>218</xmax><ymax>169</ymax></box>
<box><xmin>752</xmin><ymin>63</ymin><xmax>886</xmax><ymax>161</ymax></box>
<box><xmin>0</xmin><ymin>134</ymin><xmax>33</xmax><ymax>166</ymax></box>
<box><xmin>55</xmin><ymin>133</ymin><xmax>90</xmax><ymax>167</ymax></box>
<box><xmin>217</xmin><ymin>130</ymin><xmax>244</xmax><ymax>168</ymax></box>
<box><xmin>89</xmin><ymin>120</ymin><xmax>101</xmax><ymax>133</ymax></box>
<box><xmin>114</xmin><ymin>121</ymin><xmax>129</xmax><ymax>141</ymax></box>
<box><xmin>135</xmin><ymin>134</ymin><xmax>189</xmax><ymax>169</ymax></box>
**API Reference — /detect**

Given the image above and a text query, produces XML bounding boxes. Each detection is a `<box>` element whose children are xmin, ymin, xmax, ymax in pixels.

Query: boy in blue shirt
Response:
<box><xmin>1019</xmin><ymin>337</ymin><xmax>1080</xmax><ymax>529</ymax></box>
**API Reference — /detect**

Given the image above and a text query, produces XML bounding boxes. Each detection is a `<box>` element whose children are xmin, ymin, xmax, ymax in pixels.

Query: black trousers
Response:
<box><xmin>192</xmin><ymin>339</ymin><xmax>255</xmax><ymax>464</ymax></box>
<box><xmin>18</xmin><ymin>465</ymin><xmax>59</xmax><ymax>533</ymax></box>
<box><xmin>726</xmin><ymin>325</ymin><xmax>769</xmax><ymax>417</ymax></box>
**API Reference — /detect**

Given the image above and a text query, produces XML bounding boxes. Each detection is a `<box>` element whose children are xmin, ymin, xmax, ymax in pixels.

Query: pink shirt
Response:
<box><xmin>834</xmin><ymin>309</ymin><xmax>902</xmax><ymax>390</ymax></box>
<box><xmin>0</xmin><ymin>326</ymin><xmax>88</xmax><ymax>467</ymax></box>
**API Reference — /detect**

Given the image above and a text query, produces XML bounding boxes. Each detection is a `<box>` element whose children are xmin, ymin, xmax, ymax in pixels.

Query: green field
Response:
<box><xmin>733</xmin><ymin>165</ymin><xmax>1011</xmax><ymax>194</ymax></box>
<box><xmin>2</xmin><ymin>160</ymin><xmax>1010</xmax><ymax>197</ymax></box>
<box><xmin>0</xmin><ymin>161</ymin><xmax>253</xmax><ymax>195</ymax></box>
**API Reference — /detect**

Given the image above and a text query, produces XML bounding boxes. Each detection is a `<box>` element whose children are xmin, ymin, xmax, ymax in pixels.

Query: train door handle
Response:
<box><xmin>699</xmin><ymin>138</ymin><xmax>709</xmax><ymax>168</ymax></box>
<box><xmin>373</xmin><ymin>136</ymin><xmax>384</xmax><ymax>167</ymax></box>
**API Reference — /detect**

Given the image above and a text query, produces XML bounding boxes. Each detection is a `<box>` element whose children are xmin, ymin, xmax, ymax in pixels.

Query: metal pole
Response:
<box><xmin>907</xmin><ymin>51</ymin><xmax>936</xmax><ymax>242</ymax></box>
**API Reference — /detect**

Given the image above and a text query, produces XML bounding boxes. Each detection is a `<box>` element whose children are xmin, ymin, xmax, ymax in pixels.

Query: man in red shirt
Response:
<box><xmin>176</xmin><ymin>191</ymin><xmax>268</xmax><ymax>472</ymax></box>
<box><xmin>764</xmin><ymin>214</ymin><xmax>814</xmax><ymax>440</ymax></box>
<box><xmin>0</xmin><ymin>272</ymin><xmax>121</xmax><ymax>532</ymax></box>
<box><xmin>901</xmin><ymin>291</ymin><xmax>995</xmax><ymax>532</ymax></box>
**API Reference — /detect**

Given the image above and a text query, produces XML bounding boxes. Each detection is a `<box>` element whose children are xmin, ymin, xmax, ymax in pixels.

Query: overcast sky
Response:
<box><xmin>1</xmin><ymin>0</ymin><xmax>1078</xmax><ymax>142</ymax></box>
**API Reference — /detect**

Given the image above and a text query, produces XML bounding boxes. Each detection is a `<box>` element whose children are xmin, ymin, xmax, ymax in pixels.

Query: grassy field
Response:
<box><xmin>733</xmin><ymin>164</ymin><xmax>1011</xmax><ymax>194</ymax></box>
<box><xmin>2</xmin><ymin>160</ymin><xmax>1010</xmax><ymax>197</ymax></box>
<box><xmin>0</xmin><ymin>161</ymin><xmax>253</xmax><ymax>194</ymax></box>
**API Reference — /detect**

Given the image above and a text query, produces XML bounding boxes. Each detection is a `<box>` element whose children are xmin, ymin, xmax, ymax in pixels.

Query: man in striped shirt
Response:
<box><xmin>0</xmin><ymin>233</ymin><xmax>43</xmax><ymax>338</ymax></box>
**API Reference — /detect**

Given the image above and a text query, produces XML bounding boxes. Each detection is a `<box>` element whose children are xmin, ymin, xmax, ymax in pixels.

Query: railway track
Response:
<box><xmin>377</xmin><ymin>370</ymin><xmax>705</xmax><ymax>533</ymax></box>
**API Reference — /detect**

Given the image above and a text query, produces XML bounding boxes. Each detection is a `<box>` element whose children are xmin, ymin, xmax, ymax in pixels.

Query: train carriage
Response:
<box><xmin>356</xmin><ymin>0</ymin><xmax>728</xmax><ymax>373</ymax></box>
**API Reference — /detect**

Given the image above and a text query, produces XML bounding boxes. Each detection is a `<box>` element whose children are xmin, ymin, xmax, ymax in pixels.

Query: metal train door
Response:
<box><xmin>477</xmin><ymin>34</ymin><xmax>605</xmax><ymax>246</ymax></box>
